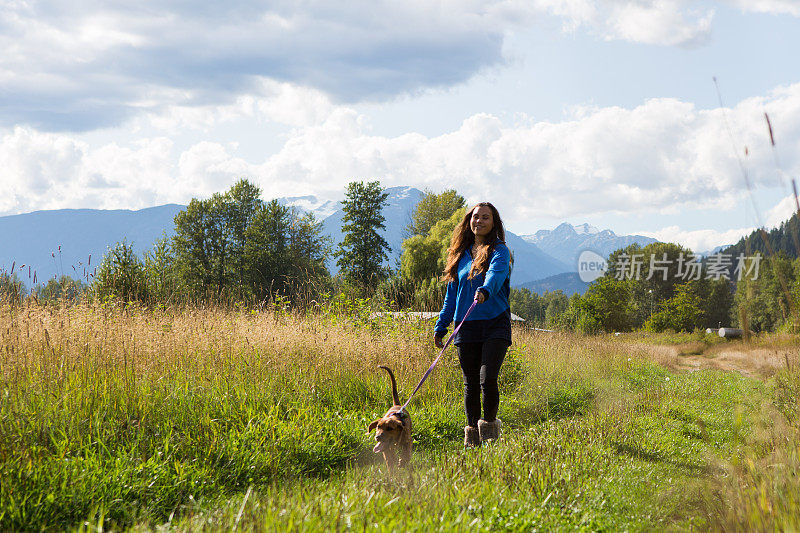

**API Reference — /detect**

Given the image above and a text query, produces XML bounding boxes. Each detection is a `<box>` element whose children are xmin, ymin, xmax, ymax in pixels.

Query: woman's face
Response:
<box><xmin>470</xmin><ymin>205</ymin><xmax>494</xmax><ymax>240</ymax></box>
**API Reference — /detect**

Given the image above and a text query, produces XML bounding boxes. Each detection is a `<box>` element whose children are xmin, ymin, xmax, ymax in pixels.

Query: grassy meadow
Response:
<box><xmin>2</xmin><ymin>300</ymin><xmax>800</xmax><ymax>531</ymax></box>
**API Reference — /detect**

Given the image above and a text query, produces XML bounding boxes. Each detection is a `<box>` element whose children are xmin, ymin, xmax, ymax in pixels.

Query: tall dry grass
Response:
<box><xmin>1</xmin><ymin>300</ymin><xmax>797</xmax><ymax>531</ymax></box>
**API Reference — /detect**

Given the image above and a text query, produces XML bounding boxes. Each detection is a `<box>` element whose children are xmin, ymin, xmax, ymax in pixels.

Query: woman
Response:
<box><xmin>434</xmin><ymin>202</ymin><xmax>511</xmax><ymax>448</ymax></box>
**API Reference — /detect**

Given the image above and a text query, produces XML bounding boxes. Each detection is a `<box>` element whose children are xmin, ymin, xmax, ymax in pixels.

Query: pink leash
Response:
<box><xmin>399</xmin><ymin>299</ymin><xmax>479</xmax><ymax>412</ymax></box>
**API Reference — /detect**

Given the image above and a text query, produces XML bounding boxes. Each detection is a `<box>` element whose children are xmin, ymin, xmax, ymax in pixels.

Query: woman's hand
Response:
<box><xmin>434</xmin><ymin>335</ymin><xmax>444</xmax><ymax>349</ymax></box>
<box><xmin>474</xmin><ymin>289</ymin><xmax>486</xmax><ymax>304</ymax></box>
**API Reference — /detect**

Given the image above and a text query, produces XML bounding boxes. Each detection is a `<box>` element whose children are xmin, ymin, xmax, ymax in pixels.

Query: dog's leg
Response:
<box><xmin>400</xmin><ymin>439</ymin><xmax>412</xmax><ymax>467</ymax></box>
<box><xmin>382</xmin><ymin>447</ymin><xmax>397</xmax><ymax>471</ymax></box>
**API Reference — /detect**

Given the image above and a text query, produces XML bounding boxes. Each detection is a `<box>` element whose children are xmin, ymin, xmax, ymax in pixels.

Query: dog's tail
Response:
<box><xmin>378</xmin><ymin>365</ymin><xmax>401</xmax><ymax>405</ymax></box>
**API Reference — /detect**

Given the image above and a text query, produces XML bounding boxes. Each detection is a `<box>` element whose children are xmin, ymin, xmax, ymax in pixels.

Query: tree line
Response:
<box><xmin>2</xmin><ymin>179</ymin><xmax>798</xmax><ymax>335</ymax></box>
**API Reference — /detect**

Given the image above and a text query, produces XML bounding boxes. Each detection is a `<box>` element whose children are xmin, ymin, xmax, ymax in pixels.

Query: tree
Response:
<box><xmin>606</xmin><ymin>241</ymin><xmax>693</xmax><ymax>328</ymax></box>
<box><xmin>94</xmin><ymin>240</ymin><xmax>148</xmax><ymax>302</ymax></box>
<box><xmin>510</xmin><ymin>287</ymin><xmax>545</xmax><ymax>326</ymax></box>
<box><xmin>733</xmin><ymin>253</ymin><xmax>792</xmax><ymax>332</ymax></box>
<box><xmin>645</xmin><ymin>283</ymin><xmax>705</xmax><ymax>332</ymax></box>
<box><xmin>580</xmin><ymin>276</ymin><xmax>633</xmax><ymax>332</ymax></box>
<box><xmin>244</xmin><ymin>201</ymin><xmax>330</xmax><ymax>299</ymax></box>
<box><xmin>35</xmin><ymin>276</ymin><xmax>86</xmax><ymax>304</ymax></box>
<box><xmin>336</xmin><ymin>181</ymin><xmax>391</xmax><ymax>287</ymax></box>
<box><xmin>172</xmin><ymin>179</ymin><xmax>330</xmax><ymax>302</ymax></box>
<box><xmin>143</xmin><ymin>235</ymin><xmax>178</xmax><ymax>302</ymax></box>
<box><xmin>400</xmin><ymin>208</ymin><xmax>465</xmax><ymax>282</ymax></box>
<box><xmin>0</xmin><ymin>272</ymin><xmax>26</xmax><ymax>305</ymax></box>
<box><xmin>405</xmin><ymin>189</ymin><xmax>465</xmax><ymax>238</ymax></box>
<box><xmin>172</xmin><ymin>195</ymin><xmax>226</xmax><ymax>295</ymax></box>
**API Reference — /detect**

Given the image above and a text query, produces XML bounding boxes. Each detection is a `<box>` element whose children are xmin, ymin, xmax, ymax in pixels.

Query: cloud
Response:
<box><xmin>727</xmin><ymin>0</ymin><xmax>800</xmax><ymax>16</ymax></box>
<box><xmin>535</xmin><ymin>0</ymin><xmax>800</xmax><ymax>47</ymax></box>
<box><xmin>140</xmin><ymin>80</ymin><xmax>337</xmax><ymax>133</ymax></box>
<box><xmin>5</xmin><ymin>0</ymin><xmax>797</xmax><ymax>132</ymax></box>
<box><xmin>0</xmin><ymin>1</ymin><xmax>523</xmax><ymax>131</ymax></box>
<box><xmin>638</xmin><ymin>225</ymin><xmax>753</xmax><ymax>253</ymax></box>
<box><xmin>3</xmin><ymin>82</ymin><xmax>800</xmax><ymax>236</ymax></box>
<box><xmin>765</xmin><ymin>193</ymin><xmax>800</xmax><ymax>227</ymax></box>
<box><xmin>533</xmin><ymin>0</ymin><xmax>715</xmax><ymax>46</ymax></box>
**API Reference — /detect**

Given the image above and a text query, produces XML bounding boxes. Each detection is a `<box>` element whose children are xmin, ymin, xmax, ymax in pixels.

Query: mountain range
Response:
<box><xmin>1</xmin><ymin>186</ymin><xmax>661</xmax><ymax>293</ymax></box>
<box><xmin>520</xmin><ymin>223</ymin><xmax>658</xmax><ymax>266</ymax></box>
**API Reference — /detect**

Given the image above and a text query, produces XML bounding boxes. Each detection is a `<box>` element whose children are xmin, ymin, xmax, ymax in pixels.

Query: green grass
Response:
<box><xmin>1</xmin><ymin>303</ymin><xmax>798</xmax><ymax>531</ymax></box>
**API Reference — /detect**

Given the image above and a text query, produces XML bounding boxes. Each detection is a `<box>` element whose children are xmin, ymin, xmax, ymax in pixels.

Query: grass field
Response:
<box><xmin>1</xmin><ymin>301</ymin><xmax>799</xmax><ymax>531</ymax></box>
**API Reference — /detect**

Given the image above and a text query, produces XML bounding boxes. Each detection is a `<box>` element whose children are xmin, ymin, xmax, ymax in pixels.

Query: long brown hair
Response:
<box><xmin>442</xmin><ymin>202</ymin><xmax>506</xmax><ymax>283</ymax></box>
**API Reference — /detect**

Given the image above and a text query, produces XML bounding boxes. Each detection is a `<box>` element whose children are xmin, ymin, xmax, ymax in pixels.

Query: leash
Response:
<box><xmin>399</xmin><ymin>299</ymin><xmax>479</xmax><ymax>412</ymax></box>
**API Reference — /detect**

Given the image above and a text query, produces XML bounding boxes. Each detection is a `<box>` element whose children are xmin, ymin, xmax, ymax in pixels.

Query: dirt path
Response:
<box><xmin>620</xmin><ymin>340</ymin><xmax>796</xmax><ymax>378</ymax></box>
<box><xmin>665</xmin><ymin>345</ymin><xmax>792</xmax><ymax>377</ymax></box>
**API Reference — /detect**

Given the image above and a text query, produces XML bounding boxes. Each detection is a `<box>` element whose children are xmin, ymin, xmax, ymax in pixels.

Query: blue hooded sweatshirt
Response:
<box><xmin>434</xmin><ymin>241</ymin><xmax>511</xmax><ymax>338</ymax></box>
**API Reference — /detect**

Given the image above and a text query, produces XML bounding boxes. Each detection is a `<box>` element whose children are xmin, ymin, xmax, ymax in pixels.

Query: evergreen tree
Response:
<box><xmin>336</xmin><ymin>181</ymin><xmax>391</xmax><ymax>287</ymax></box>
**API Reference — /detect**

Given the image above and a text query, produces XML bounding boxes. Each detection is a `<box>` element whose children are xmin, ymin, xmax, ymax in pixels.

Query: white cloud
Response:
<box><xmin>727</xmin><ymin>0</ymin><xmax>800</xmax><ymax>16</ymax></box>
<box><xmin>765</xmin><ymin>193</ymin><xmax>800</xmax><ymax>227</ymax></box>
<box><xmin>638</xmin><ymin>225</ymin><xmax>753</xmax><ymax>252</ymax></box>
<box><xmin>3</xmin><ymin>82</ymin><xmax>800</xmax><ymax>235</ymax></box>
<box><xmin>140</xmin><ymin>80</ymin><xmax>337</xmax><ymax>133</ymax></box>
<box><xmin>534</xmin><ymin>0</ymin><xmax>800</xmax><ymax>47</ymax></box>
<box><xmin>4</xmin><ymin>0</ymin><xmax>797</xmax><ymax>132</ymax></box>
<box><xmin>0</xmin><ymin>1</ymin><xmax>524</xmax><ymax>131</ymax></box>
<box><xmin>534</xmin><ymin>0</ymin><xmax>715</xmax><ymax>46</ymax></box>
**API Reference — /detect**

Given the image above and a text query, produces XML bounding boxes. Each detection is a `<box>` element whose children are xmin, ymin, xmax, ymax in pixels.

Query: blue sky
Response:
<box><xmin>1</xmin><ymin>0</ymin><xmax>799</xmax><ymax>252</ymax></box>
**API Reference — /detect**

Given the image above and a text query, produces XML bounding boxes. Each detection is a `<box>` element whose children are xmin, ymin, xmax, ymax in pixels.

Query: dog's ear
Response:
<box><xmin>368</xmin><ymin>419</ymin><xmax>380</xmax><ymax>432</ymax></box>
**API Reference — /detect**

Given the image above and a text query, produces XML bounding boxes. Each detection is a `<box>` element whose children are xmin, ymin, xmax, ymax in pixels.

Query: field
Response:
<box><xmin>2</xmin><ymin>301</ymin><xmax>800</xmax><ymax>531</ymax></box>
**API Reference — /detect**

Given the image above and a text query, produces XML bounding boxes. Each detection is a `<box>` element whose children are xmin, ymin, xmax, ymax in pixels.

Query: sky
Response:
<box><xmin>1</xmin><ymin>0</ymin><xmax>800</xmax><ymax>252</ymax></box>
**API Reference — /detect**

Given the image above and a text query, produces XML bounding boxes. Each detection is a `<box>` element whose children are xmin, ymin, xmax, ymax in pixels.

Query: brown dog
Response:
<box><xmin>368</xmin><ymin>365</ymin><xmax>413</xmax><ymax>470</ymax></box>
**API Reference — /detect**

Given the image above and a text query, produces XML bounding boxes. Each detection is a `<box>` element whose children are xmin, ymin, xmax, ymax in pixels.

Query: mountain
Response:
<box><xmin>0</xmin><ymin>188</ymin><xmax>607</xmax><ymax>289</ymax></box>
<box><xmin>505</xmin><ymin>232</ymin><xmax>571</xmax><ymax>287</ymax></box>
<box><xmin>0</xmin><ymin>205</ymin><xmax>183</xmax><ymax>284</ymax></box>
<box><xmin>303</xmin><ymin>186</ymin><xmax>571</xmax><ymax>281</ymax></box>
<box><xmin>520</xmin><ymin>223</ymin><xmax>658</xmax><ymax>267</ymax></box>
<box><xmin>277</xmin><ymin>195</ymin><xmax>338</xmax><ymax>219</ymax></box>
<box><xmin>518</xmin><ymin>272</ymin><xmax>590</xmax><ymax>296</ymax></box>
<box><xmin>698</xmin><ymin>245</ymin><xmax>732</xmax><ymax>258</ymax></box>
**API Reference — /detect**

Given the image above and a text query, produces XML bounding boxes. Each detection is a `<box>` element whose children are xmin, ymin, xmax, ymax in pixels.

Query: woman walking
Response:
<box><xmin>434</xmin><ymin>202</ymin><xmax>511</xmax><ymax>447</ymax></box>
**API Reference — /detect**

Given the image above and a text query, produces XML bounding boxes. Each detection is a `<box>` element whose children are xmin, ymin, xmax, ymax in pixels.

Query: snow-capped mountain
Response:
<box><xmin>1</xmin><ymin>191</ymin><xmax>665</xmax><ymax>291</ymax></box>
<box><xmin>520</xmin><ymin>223</ymin><xmax>657</xmax><ymax>267</ymax></box>
<box><xmin>276</xmin><ymin>195</ymin><xmax>339</xmax><ymax>219</ymax></box>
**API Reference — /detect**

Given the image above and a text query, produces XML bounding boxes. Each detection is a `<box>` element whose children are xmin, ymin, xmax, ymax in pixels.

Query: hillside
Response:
<box><xmin>518</xmin><ymin>271</ymin><xmax>590</xmax><ymax>296</ymax></box>
<box><xmin>725</xmin><ymin>212</ymin><xmax>800</xmax><ymax>259</ymax></box>
<box><xmin>0</xmin><ymin>205</ymin><xmax>184</xmax><ymax>284</ymax></box>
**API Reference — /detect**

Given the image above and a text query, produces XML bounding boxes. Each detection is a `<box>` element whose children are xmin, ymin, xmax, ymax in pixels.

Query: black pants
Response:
<box><xmin>457</xmin><ymin>339</ymin><xmax>508</xmax><ymax>427</ymax></box>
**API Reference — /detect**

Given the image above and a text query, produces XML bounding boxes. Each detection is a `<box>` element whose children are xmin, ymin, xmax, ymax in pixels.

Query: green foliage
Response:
<box><xmin>509</xmin><ymin>288</ymin><xmax>571</xmax><ymax>329</ymax></box>
<box><xmin>172</xmin><ymin>180</ymin><xmax>263</xmax><ymax>297</ymax></box>
<box><xmin>93</xmin><ymin>240</ymin><xmax>148</xmax><ymax>302</ymax></box>
<box><xmin>400</xmin><ymin>207</ymin><xmax>465</xmax><ymax>283</ymax></box>
<box><xmin>405</xmin><ymin>188</ymin><xmax>465</xmax><ymax>238</ymax></box>
<box><xmin>645</xmin><ymin>283</ymin><xmax>705</xmax><ymax>332</ymax></box>
<box><xmin>171</xmin><ymin>179</ymin><xmax>330</xmax><ymax>302</ymax></box>
<box><xmin>0</xmin><ymin>272</ymin><xmax>26</xmax><ymax>304</ymax></box>
<box><xmin>142</xmin><ymin>235</ymin><xmax>179</xmax><ymax>302</ymax></box>
<box><xmin>243</xmin><ymin>200</ymin><xmax>330</xmax><ymax>301</ymax></box>
<box><xmin>606</xmin><ymin>242</ymin><xmax>695</xmax><ymax>328</ymax></box>
<box><xmin>725</xmin><ymin>212</ymin><xmax>800</xmax><ymax>259</ymax></box>
<box><xmin>580</xmin><ymin>276</ymin><xmax>633</xmax><ymax>332</ymax></box>
<box><xmin>336</xmin><ymin>181</ymin><xmax>391</xmax><ymax>288</ymax></box>
<box><xmin>34</xmin><ymin>276</ymin><xmax>87</xmax><ymax>304</ymax></box>
<box><xmin>733</xmin><ymin>253</ymin><xmax>792</xmax><ymax>332</ymax></box>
